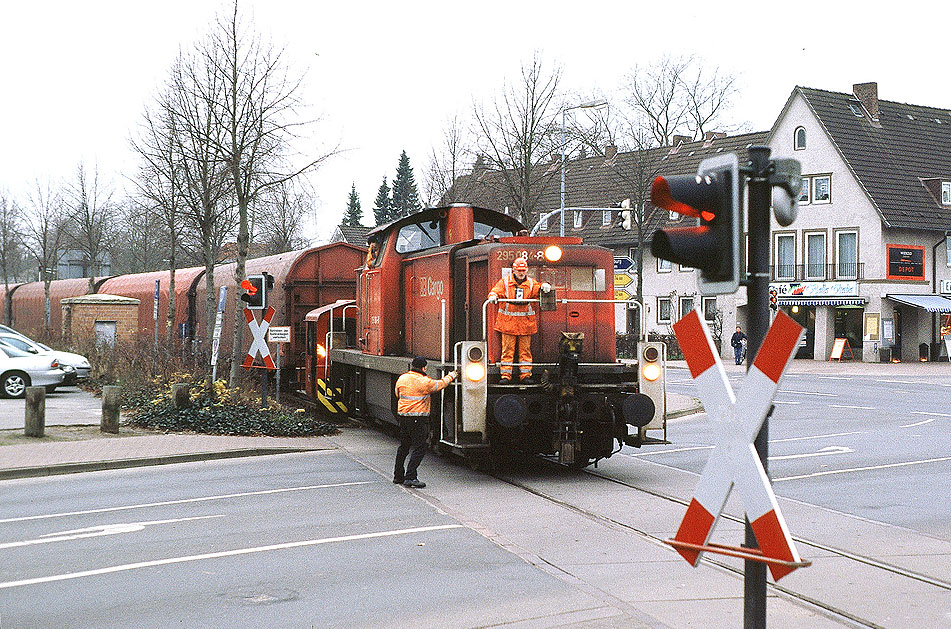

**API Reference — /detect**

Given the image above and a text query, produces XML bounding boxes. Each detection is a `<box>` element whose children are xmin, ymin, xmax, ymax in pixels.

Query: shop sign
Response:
<box><xmin>769</xmin><ymin>281</ymin><xmax>858</xmax><ymax>297</ymax></box>
<box><xmin>886</xmin><ymin>244</ymin><xmax>925</xmax><ymax>280</ymax></box>
<box><xmin>940</xmin><ymin>279</ymin><xmax>951</xmax><ymax>295</ymax></box>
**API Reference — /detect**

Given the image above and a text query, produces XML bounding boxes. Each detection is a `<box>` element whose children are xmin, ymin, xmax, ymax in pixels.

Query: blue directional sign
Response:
<box><xmin>614</xmin><ymin>257</ymin><xmax>634</xmax><ymax>272</ymax></box>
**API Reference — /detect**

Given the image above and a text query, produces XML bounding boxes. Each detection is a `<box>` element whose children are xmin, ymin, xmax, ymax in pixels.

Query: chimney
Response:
<box><xmin>604</xmin><ymin>144</ymin><xmax>618</xmax><ymax>160</ymax></box>
<box><xmin>853</xmin><ymin>82</ymin><xmax>880</xmax><ymax>121</ymax></box>
<box><xmin>703</xmin><ymin>131</ymin><xmax>727</xmax><ymax>147</ymax></box>
<box><xmin>672</xmin><ymin>134</ymin><xmax>692</xmax><ymax>146</ymax></box>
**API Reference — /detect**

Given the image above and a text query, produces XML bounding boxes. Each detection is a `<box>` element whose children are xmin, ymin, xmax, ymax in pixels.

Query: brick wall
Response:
<box><xmin>62</xmin><ymin>295</ymin><xmax>141</xmax><ymax>345</ymax></box>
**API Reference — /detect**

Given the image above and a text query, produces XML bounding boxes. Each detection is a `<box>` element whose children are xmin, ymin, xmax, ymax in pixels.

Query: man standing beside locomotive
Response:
<box><xmin>394</xmin><ymin>356</ymin><xmax>457</xmax><ymax>488</ymax></box>
<box><xmin>488</xmin><ymin>257</ymin><xmax>551</xmax><ymax>384</ymax></box>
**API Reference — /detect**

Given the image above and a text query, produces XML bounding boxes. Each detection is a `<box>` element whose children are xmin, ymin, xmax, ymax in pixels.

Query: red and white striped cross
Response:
<box><xmin>242</xmin><ymin>306</ymin><xmax>276</xmax><ymax>370</ymax></box>
<box><xmin>671</xmin><ymin>309</ymin><xmax>805</xmax><ymax>580</ymax></box>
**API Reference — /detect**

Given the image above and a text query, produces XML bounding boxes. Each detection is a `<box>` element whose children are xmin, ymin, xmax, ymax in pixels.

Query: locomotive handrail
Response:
<box><xmin>481</xmin><ymin>297</ymin><xmax>644</xmax><ymax>342</ymax></box>
<box><xmin>324</xmin><ymin>302</ymin><xmax>359</xmax><ymax>384</ymax></box>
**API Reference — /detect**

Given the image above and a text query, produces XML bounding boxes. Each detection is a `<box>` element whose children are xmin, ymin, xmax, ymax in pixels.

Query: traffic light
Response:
<box><xmin>769</xmin><ymin>289</ymin><xmax>778</xmax><ymax>311</ymax></box>
<box><xmin>619</xmin><ymin>198</ymin><xmax>633</xmax><ymax>230</ymax></box>
<box><xmin>650</xmin><ymin>153</ymin><xmax>740</xmax><ymax>295</ymax></box>
<box><xmin>240</xmin><ymin>274</ymin><xmax>266</xmax><ymax>309</ymax></box>
<box><xmin>637</xmin><ymin>341</ymin><xmax>666</xmax><ymax>430</ymax></box>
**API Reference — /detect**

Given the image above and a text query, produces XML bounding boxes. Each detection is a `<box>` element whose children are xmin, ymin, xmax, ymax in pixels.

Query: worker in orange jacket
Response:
<box><xmin>394</xmin><ymin>356</ymin><xmax>456</xmax><ymax>488</ymax></box>
<box><xmin>488</xmin><ymin>257</ymin><xmax>551</xmax><ymax>383</ymax></box>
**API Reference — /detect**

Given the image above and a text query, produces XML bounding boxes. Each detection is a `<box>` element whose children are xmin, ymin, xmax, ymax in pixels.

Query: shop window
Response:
<box><xmin>657</xmin><ymin>297</ymin><xmax>672</xmax><ymax>323</ymax></box>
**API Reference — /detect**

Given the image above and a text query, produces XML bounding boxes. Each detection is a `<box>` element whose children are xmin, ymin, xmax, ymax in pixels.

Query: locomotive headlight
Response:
<box><xmin>642</xmin><ymin>362</ymin><xmax>661</xmax><ymax>382</ymax></box>
<box><xmin>465</xmin><ymin>362</ymin><xmax>486</xmax><ymax>382</ymax></box>
<box><xmin>316</xmin><ymin>343</ymin><xmax>327</xmax><ymax>358</ymax></box>
<box><xmin>544</xmin><ymin>245</ymin><xmax>562</xmax><ymax>262</ymax></box>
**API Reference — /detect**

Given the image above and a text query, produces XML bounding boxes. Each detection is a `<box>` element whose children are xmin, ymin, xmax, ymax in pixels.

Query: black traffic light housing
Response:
<box><xmin>240</xmin><ymin>274</ymin><xmax>266</xmax><ymax>309</ymax></box>
<box><xmin>650</xmin><ymin>153</ymin><xmax>740</xmax><ymax>295</ymax></box>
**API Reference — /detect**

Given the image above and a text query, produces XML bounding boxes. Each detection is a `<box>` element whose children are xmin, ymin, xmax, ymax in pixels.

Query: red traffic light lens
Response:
<box><xmin>241</xmin><ymin>280</ymin><xmax>258</xmax><ymax>295</ymax></box>
<box><xmin>651</xmin><ymin>176</ymin><xmax>703</xmax><ymax>219</ymax></box>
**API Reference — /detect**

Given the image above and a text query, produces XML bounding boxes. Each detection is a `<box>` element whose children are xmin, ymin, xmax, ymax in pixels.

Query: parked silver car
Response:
<box><xmin>0</xmin><ymin>331</ymin><xmax>91</xmax><ymax>385</ymax></box>
<box><xmin>0</xmin><ymin>344</ymin><xmax>65</xmax><ymax>398</ymax></box>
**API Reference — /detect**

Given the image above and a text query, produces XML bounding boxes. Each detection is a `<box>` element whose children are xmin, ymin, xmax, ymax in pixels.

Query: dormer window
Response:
<box><xmin>794</xmin><ymin>126</ymin><xmax>806</xmax><ymax>150</ymax></box>
<box><xmin>943</xmin><ymin>181</ymin><xmax>951</xmax><ymax>205</ymax></box>
<box><xmin>573</xmin><ymin>210</ymin><xmax>582</xmax><ymax>229</ymax></box>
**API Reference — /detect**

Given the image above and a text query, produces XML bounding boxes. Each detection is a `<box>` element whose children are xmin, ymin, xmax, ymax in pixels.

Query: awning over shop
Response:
<box><xmin>777</xmin><ymin>297</ymin><xmax>866</xmax><ymax>306</ymax></box>
<box><xmin>886</xmin><ymin>294</ymin><xmax>951</xmax><ymax>312</ymax></box>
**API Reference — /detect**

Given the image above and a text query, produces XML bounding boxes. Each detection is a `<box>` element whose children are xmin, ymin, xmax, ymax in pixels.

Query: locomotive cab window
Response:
<box><xmin>474</xmin><ymin>219</ymin><xmax>516</xmax><ymax>240</ymax></box>
<box><xmin>396</xmin><ymin>219</ymin><xmax>443</xmax><ymax>253</ymax></box>
<box><xmin>569</xmin><ymin>267</ymin><xmax>606</xmax><ymax>292</ymax></box>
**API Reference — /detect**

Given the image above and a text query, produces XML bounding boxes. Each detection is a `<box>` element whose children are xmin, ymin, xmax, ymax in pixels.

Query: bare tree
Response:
<box><xmin>0</xmin><ymin>192</ymin><xmax>25</xmax><ymax>325</ymax></box>
<box><xmin>64</xmin><ymin>162</ymin><xmax>117</xmax><ymax>293</ymax></box>
<box><xmin>255</xmin><ymin>181</ymin><xmax>311</xmax><ymax>254</ymax></box>
<box><xmin>23</xmin><ymin>180</ymin><xmax>66</xmax><ymax>335</ymax></box>
<box><xmin>116</xmin><ymin>194</ymin><xmax>169</xmax><ymax>274</ymax></box>
<box><xmin>424</xmin><ymin>114</ymin><xmax>473</xmax><ymax>206</ymax></box>
<box><xmin>622</xmin><ymin>55</ymin><xmax>739</xmax><ymax>146</ymax></box>
<box><xmin>473</xmin><ymin>54</ymin><xmax>563</xmax><ymax>225</ymax></box>
<box><xmin>200</xmin><ymin>1</ymin><xmax>335</xmax><ymax>386</ymax></box>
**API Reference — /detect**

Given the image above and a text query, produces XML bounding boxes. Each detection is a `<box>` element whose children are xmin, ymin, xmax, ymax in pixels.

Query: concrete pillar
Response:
<box><xmin>101</xmin><ymin>385</ymin><xmax>120</xmax><ymax>433</ymax></box>
<box><xmin>24</xmin><ymin>386</ymin><xmax>46</xmax><ymax>438</ymax></box>
<box><xmin>172</xmin><ymin>383</ymin><xmax>190</xmax><ymax>409</ymax></box>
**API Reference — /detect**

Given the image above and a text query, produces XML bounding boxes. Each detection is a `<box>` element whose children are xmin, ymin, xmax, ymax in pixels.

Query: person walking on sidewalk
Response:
<box><xmin>394</xmin><ymin>356</ymin><xmax>456</xmax><ymax>488</ymax></box>
<box><xmin>731</xmin><ymin>325</ymin><xmax>747</xmax><ymax>365</ymax></box>
<box><xmin>487</xmin><ymin>257</ymin><xmax>551</xmax><ymax>383</ymax></box>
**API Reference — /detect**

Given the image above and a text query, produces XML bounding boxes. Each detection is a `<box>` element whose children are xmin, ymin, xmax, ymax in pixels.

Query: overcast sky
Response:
<box><xmin>2</xmin><ymin>1</ymin><xmax>949</xmax><ymax>243</ymax></box>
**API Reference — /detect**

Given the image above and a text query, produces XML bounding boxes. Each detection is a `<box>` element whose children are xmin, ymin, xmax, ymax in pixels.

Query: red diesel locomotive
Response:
<box><xmin>309</xmin><ymin>204</ymin><xmax>666</xmax><ymax>468</ymax></box>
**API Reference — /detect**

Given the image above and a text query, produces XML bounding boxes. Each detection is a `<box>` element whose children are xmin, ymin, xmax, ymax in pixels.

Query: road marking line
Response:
<box><xmin>880</xmin><ymin>379</ymin><xmax>916</xmax><ymax>384</ymax></box>
<box><xmin>768</xmin><ymin>446</ymin><xmax>853</xmax><ymax>461</ymax></box>
<box><xmin>829</xmin><ymin>404</ymin><xmax>876</xmax><ymax>410</ymax></box>
<box><xmin>778</xmin><ymin>390</ymin><xmax>837</xmax><ymax>397</ymax></box>
<box><xmin>817</xmin><ymin>376</ymin><xmax>852</xmax><ymax>380</ymax></box>
<box><xmin>0</xmin><ymin>516</ymin><xmax>223</xmax><ymax>550</ymax></box>
<box><xmin>0</xmin><ymin>482</ymin><xmax>374</xmax><ymax>525</ymax></box>
<box><xmin>770</xmin><ymin>431</ymin><xmax>863</xmax><ymax>443</ymax></box>
<box><xmin>912</xmin><ymin>411</ymin><xmax>951</xmax><ymax>417</ymax></box>
<box><xmin>772</xmin><ymin>400</ymin><xmax>801</xmax><ymax>405</ymax></box>
<box><xmin>774</xmin><ymin>456</ymin><xmax>951</xmax><ymax>482</ymax></box>
<box><xmin>900</xmin><ymin>418</ymin><xmax>936</xmax><ymax>428</ymax></box>
<box><xmin>624</xmin><ymin>445</ymin><xmax>714</xmax><ymax>457</ymax></box>
<box><xmin>0</xmin><ymin>524</ymin><xmax>463</xmax><ymax>590</ymax></box>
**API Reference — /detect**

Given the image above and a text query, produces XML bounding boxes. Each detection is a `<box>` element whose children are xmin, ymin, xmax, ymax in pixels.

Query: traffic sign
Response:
<box><xmin>614</xmin><ymin>273</ymin><xmax>633</xmax><ymax>288</ymax></box>
<box><xmin>614</xmin><ymin>289</ymin><xmax>631</xmax><ymax>301</ymax></box>
<box><xmin>268</xmin><ymin>326</ymin><xmax>291</xmax><ymax>343</ymax></box>
<box><xmin>242</xmin><ymin>307</ymin><xmax>276</xmax><ymax>370</ymax></box>
<box><xmin>614</xmin><ymin>256</ymin><xmax>634</xmax><ymax>272</ymax></box>
<box><xmin>667</xmin><ymin>309</ymin><xmax>809</xmax><ymax>581</ymax></box>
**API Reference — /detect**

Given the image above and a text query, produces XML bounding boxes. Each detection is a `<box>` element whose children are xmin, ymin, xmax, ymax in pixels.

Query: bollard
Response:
<box><xmin>24</xmin><ymin>386</ymin><xmax>46</xmax><ymax>438</ymax></box>
<box><xmin>172</xmin><ymin>383</ymin><xmax>191</xmax><ymax>409</ymax></box>
<box><xmin>101</xmin><ymin>385</ymin><xmax>120</xmax><ymax>434</ymax></box>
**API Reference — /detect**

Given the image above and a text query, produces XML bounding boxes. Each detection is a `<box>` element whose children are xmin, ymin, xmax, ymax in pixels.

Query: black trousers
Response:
<box><xmin>394</xmin><ymin>415</ymin><xmax>428</xmax><ymax>482</ymax></box>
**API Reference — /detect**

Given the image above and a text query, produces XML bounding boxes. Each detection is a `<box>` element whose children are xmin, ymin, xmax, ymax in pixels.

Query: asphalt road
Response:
<box><xmin>0</xmin><ymin>452</ymin><xmax>603</xmax><ymax>628</ymax></box>
<box><xmin>653</xmin><ymin>368</ymin><xmax>951</xmax><ymax>538</ymax></box>
<box><xmin>0</xmin><ymin>385</ymin><xmax>102</xmax><ymax>430</ymax></box>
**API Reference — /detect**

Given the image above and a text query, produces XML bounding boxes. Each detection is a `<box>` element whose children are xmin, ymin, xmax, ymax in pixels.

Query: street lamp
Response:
<box><xmin>560</xmin><ymin>100</ymin><xmax>608</xmax><ymax>236</ymax></box>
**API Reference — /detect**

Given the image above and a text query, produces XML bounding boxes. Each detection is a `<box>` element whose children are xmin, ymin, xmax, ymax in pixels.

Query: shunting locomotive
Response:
<box><xmin>308</xmin><ymin>204</ymin><xmax>666</xmax><ymax>468</ymax></box>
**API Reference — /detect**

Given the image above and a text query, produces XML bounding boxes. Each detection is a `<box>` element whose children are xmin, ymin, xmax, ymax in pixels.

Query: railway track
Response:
<box><xmin>491</xmin><ymin>456</ymin><xmax>951</xmax><ymax>629</ymax></box>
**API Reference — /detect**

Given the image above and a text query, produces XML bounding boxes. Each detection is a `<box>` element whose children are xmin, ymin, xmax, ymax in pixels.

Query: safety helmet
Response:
<box><xmin>512</xmin><ymin>257</ymin><xmax>528</xmax><ymax>271</ymax></box>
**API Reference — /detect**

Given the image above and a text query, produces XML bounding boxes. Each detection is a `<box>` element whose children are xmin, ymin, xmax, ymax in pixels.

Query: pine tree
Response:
<box><xmin>344</xmin><ymin>183</ymin><xmax>363</xmax><ymax>226</ymax></box>
<box><xmin>373</xmin><ymin>176</ymin><xmax>391</xmax><ymax>226</ymax></box>
<box><xmin>390</xmin><ymin>150</ymin><xmax>422</xmax><ymax>219</ymax></box>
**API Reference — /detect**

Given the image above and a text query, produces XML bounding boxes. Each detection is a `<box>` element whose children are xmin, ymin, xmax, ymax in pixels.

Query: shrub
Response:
<box><xmin>124</xmin><ymin>375</ymin><xmax>338</xmax><ymax>437</ymax></box>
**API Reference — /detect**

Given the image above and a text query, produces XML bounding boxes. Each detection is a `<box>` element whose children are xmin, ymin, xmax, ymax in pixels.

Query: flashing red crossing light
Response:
<box><xmin>650</xmin><ymin>153</ymin><xmax>741</xmax><ymax>296</ymax></box>
<box><xmin>240</xmin><ymin>274</ymin><xmax>266</xmax><ymax>309</ymax></box>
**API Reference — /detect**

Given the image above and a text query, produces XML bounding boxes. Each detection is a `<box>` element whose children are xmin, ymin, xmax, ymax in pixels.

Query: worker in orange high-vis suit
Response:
<box><xmin>488</xmin><ymin>257</ymin><xmax>551</xmax><ymax>383</ymax></box>
<box><xmin>394</xmin><ymin>356</ymin><xmax>457</xmax><ymax>488</ymax></box>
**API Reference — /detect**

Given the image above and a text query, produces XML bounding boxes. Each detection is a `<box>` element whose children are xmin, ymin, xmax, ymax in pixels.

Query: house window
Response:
<box><xmin>942</xmin><ymin>181</ymin><xmax>951</xmax><ymax>205</ymax></box>
<box><xmin>806</xmin><ymin>232</ymin><xmax>826</xmax><ymax>280</ymax></box>
<box><xmin>602</xmin><ymin>209</ymin><xmax>612</xmax><ymax>226</ymax></box>
<box><xmin>679</xmin><ymin>296</ymin><xmax>695</xmax><ymax>320</ymax></box>
<box><xmin>657</xmin><ymin>297</ymin><xmax>672</xmax><ymax>323</ymax></box>
<box><xmin>657</xmin><ymin>257</ymin><xmax>671</xmax><ymax>273</ymax></box>
<box><xmin>573</xmin><ymin>210</ymin><xmax>582</xmax><ymax>228</ymax></box>
<box><xmin>680</xmin><ymin>264</ymin><xmax>694</xmax><ymax>272</ymax></box>
<box><xmin>947</xmin><ymin>235</ymin><xmax>951</xmax><ymax>268</ymax></box>
<box><xmin>836</xmin><ymin>230</ymin><xmax>858</xmax><ymax>279</ymax></box>
<box><xmin>794</xmin><ymin>126</ymin><xmax>806</xmax><ymax>150</ymax></box>
<box><xmin>702</xmin><ymin>297</ymin><xmax>717</xmax><ymax>322</ymax></box>
<box><xmin>799</xmin><ymin>177</ymin><xmax>810</xmax><ymax>204</ymax></box>
<box><xmin>776</xmin><ymin>233</ymin><xmax>796</xmax><ymax>280</ymax></box>
<box><xmin>812</xmin><ymin>175</ymin><xmax>831</xmax><ymax>203</ymax></box>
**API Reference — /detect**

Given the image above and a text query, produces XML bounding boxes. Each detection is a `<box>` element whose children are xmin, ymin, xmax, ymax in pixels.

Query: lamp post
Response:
<box><xmin>560</xmin><ymin>100</ymin><xmax>608</xmax><ymax>236</ymax></box>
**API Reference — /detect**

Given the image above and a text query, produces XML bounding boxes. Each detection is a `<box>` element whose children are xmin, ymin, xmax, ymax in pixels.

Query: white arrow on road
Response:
<box><xmin>0</xmin><ymin>515</ymin><xmax>222</xmax><ymax>551</ymax></box>
<box><xmin>768</xmin><ymin>446</ymin><xmax>853</xmax><ymax>461</ymax></box>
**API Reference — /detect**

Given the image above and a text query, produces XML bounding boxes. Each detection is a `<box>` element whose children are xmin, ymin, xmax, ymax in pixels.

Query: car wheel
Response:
<box><xmin>2</xmin><ymin>372</ymin><xmax>30</xmax><ymax>398</ymax></box>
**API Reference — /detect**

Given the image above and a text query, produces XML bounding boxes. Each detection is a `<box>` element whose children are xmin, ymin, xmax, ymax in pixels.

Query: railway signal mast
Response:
<box><xmin>651</xmin><ymin>148</ymin><xmax>802</xmax><ymax>628</ymax></box>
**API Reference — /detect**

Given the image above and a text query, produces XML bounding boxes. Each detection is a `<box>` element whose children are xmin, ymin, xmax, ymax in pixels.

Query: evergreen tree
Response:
<box><xmin>373</xmin><ymin>177</ymin><xmax>391</xmax><ymax>226</ymax></box>
<box><xmin>390</xmin><ymin>150</ymin><xmax>422</xmax><ymax>219</ymax></box>
<box><xmin>344</xmin><ymin>182</ymin><xmax>363</xmax><ymax>226</ymax></box>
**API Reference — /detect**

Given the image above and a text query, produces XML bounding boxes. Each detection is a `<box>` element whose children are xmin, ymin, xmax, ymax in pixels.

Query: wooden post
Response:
<box><xmin>24</xmin><ymin>386</ymin><xmax>46</xmax><ymax>438</ymax></box>
<box><xmin>172</xmin><ymin>383</ymin><xmax>190</xmax><ymax>409</ymax></box>
<box><xmin>101</xmin><ymin>385</ymin><xmax>120</xmax><ymax>433</ymax></box>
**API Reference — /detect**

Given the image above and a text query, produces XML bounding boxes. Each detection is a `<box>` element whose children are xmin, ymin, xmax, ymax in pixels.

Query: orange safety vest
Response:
<box><xmin>489</xmin><ymin>276</ymin><xmax>540</xmax><ymax>335</ymax></box>
<box><xmin>395</xmin><ymin>370</ymin><xmax>452</xmax><ymax>417</ymax></box>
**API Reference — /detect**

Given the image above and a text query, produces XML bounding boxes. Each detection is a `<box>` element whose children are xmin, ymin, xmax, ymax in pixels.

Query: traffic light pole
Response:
<box><xmin>744</xmin><ymin>145</ymin><xmax>773</xmax><ymax>628</ymax></box>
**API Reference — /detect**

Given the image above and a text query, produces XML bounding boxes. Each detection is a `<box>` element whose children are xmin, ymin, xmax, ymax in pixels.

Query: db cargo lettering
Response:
<box><xmin>419</xmin><ymin>277</ymin><xmax>444</xmax><ymax>298</ymax></box>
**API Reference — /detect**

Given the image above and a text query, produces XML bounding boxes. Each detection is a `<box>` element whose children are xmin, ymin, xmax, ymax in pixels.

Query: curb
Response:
<box><xmin>0</xmin><ymin>447</ymin><xmax>320</xmax><ymax>481</ymax></box>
